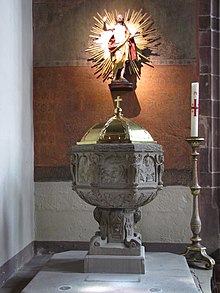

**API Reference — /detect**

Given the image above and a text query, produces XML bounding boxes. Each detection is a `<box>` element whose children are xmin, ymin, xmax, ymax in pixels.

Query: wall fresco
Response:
<box><xmin>33</xmin><ymin>0</ymin><xmax>197</xmax><ymax>180</ymax></box>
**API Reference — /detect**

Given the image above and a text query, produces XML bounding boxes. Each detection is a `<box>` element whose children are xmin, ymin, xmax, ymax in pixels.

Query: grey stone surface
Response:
<box><xmin>190</xmin><ymin>268</ymin><xmax>213</xmax><ymax>293</ymax></box>
<box><xmin>21</xmin><ymin>251</ymin><xmax>200</xmax><ymax>293</ymax></box>
<box><xmin>84</xmin><ymin>246</ymin><xmax>145</xmax><ymax>274</ymax></box>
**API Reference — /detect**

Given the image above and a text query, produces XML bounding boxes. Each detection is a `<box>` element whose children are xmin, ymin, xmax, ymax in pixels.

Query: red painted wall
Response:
<box><xmin>34</xmin><ymin>65</ymin><xmax>196</xmax><ymax>170</ymax></box>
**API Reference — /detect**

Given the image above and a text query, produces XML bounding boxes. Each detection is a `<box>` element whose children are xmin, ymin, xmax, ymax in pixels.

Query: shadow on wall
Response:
<box><xmin>110</xmin><ymin>90</ymin><xmax>141</xmax><ymax>118</ymax></box>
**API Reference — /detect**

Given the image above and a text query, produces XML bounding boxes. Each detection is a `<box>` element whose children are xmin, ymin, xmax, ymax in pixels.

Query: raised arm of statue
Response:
<box><xmin>103</xmin><ymin>16</ymin><xmax>114</xmax><ymax>32</ymax></box>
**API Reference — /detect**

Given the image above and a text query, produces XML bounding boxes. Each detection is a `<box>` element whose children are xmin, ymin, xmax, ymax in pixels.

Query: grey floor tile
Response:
<box><xmin>0</xmin><ymin>288</ymin><xmax>13</xmax><ymax>293</ymax></box>
<box><xmin>0</xmin><ymin>252</ymin><xmax>213</xmax><ymax>293</ymax></box>
<box><xmin>191</xmin><ymin>268</ymin><xmax>212</xmax><ymax>293</ymax></box>
<box><xmin>21</xmin><ymin>255</ymin><xmax>52</xmax><ymax>272</ymax></box>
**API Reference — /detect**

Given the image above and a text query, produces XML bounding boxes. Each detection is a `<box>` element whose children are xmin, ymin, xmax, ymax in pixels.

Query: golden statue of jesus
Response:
<box><xmin>86</xmin><ymin>10</ymin><xmax>160</xmax><ymax>83</ymax></box>
<box><xmin>103</xmin><ymin>14</ymin><xmax>137</xmax><ymax>81</ymax></box>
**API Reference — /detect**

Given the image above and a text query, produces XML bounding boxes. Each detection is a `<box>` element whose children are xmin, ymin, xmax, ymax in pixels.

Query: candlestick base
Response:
<box><xmin>183</xmin><ymin>243</ymin><xmax>215</xmax><ymax>269</ymax></box>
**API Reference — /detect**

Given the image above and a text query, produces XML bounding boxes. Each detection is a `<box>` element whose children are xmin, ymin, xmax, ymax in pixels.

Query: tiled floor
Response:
<box><xmin>0</xmin><ymin>253</ymin><xmax>213</xmax><ymax>293</ymax></box>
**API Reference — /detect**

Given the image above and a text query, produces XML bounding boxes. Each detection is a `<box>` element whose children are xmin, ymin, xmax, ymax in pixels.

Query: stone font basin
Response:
<box><xmin>70</xmin><ymin>99</ymin><xmax>164</xmax><ymax>274</ymax></box>
<box><xmin>71</xmin><ymin>143</ymin><xmax>164</xmax><ymax>209</ymax></box>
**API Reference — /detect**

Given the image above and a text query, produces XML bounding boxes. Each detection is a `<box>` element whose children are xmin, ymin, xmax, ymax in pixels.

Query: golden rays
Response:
<box><xmin>86</xmin><ymin>9</ymin><xmax>160</xmax><ymax>82</ymax></box>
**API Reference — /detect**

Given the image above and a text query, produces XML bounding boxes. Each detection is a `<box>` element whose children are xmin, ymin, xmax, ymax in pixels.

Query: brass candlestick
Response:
<box><xmin>183</xmin><ymin>137</ymin><xmax>215</xmax><ymax>269</ymax></box>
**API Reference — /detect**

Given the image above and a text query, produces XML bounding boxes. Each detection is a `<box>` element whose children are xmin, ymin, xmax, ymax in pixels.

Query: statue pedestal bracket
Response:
<box><xmin>109</xmin><ymin>79</ymin><xmax>133</xmax><ymax>91</ymax></box>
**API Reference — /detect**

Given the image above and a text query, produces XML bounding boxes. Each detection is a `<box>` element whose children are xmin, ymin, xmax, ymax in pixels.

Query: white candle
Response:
<box><xmin>191</xmin><ymin>82</ymin><xmax>199</xmax><ymax>137</ymax></box>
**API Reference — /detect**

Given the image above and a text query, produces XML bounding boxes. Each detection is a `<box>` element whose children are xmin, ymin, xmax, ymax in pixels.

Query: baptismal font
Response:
<box><xmin>70</xmin><ymin>9</ymin><xmax>164</xmax><ymax>275</ymax></box>
<box><xmin>71</xmin><ymin>97</ymin><xmax>164</xmax><ymax>274</ymax></box>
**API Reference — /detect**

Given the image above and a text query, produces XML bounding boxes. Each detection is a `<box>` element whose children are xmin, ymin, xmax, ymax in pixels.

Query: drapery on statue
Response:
<box><xmin>103</xmin><ymin>14</ymin><xmax>137</xmax><ymax>81</ymax></box>
<box><xmin>86</xmin><ymin>9</ymin><xmax>160</xmax><ymax>83</ymax></box>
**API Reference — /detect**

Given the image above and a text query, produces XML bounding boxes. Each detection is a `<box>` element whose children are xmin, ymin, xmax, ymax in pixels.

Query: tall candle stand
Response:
<box><xmin>183</xmin><ymin>137</ymin><xmax>215</xmax><ymax>269</ymax></box>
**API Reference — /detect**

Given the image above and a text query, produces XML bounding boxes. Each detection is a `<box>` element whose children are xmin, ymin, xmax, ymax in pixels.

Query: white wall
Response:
<box><xmin>35</xmin><ymin>182</ymin><xmax>192</xmax><ymax>243</ymax></box>
<box><xmin>0</xmin><ymin>0</ymin><xmax>34</xmax><ymax>266</ymax></box>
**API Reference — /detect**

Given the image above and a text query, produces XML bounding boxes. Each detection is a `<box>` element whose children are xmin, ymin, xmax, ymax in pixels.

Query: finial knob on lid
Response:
<box><xmin>114</xmin><ymin>96</ymin><xmax>123</xmax><ymax>117</ymax></box>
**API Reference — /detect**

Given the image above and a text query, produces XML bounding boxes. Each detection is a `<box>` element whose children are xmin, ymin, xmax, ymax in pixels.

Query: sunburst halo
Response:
<box><xmin>86</xmin><ymin>9</ymin><xmax>160</xmax><ymax>82</ymax></box>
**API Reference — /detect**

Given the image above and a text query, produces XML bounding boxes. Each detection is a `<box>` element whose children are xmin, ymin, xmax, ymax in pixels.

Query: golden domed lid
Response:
<box><xmin>77</xmin><ymin>96</ymin><xmax>155</xmax><ymax>145</ymax></box>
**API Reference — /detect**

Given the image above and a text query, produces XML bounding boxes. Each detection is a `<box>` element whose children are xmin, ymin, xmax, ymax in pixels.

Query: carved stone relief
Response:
<box><xmin>78</xmin><ymin>155</ymin><xmax>89</xmax><ymax>184</ymax></box>
<box><xmin>100</xmin><ymin>156</ymin><xmax>128</xmax><ymax>185</ymax></box>
<box><xmin>89</xmin><ymin>207</ymin><xmax>142</xmax><ymax>255</ymax></box>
